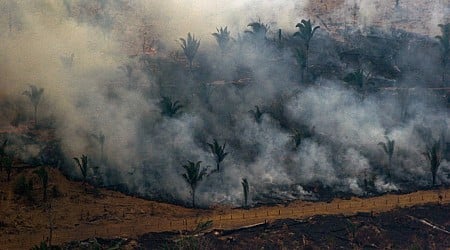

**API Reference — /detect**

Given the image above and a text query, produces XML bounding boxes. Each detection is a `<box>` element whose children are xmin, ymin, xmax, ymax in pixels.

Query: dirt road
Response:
<box><xmin>2</xmin><ymin>188</ymin><xmax>449</xmax><ymax>249</ymax></box>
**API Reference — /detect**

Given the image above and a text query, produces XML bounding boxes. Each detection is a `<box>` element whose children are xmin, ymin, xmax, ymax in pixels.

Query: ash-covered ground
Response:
<box><xmin>61</xmin><ymin>203</ymin><xmax>450</xmax><ymax>249</ymax></box>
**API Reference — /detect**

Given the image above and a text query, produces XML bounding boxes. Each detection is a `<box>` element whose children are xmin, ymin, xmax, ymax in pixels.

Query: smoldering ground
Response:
<box><xmin>0</xmin><ymin>1</ymin><xmax>448</xmax><ymax>207</ymax></box>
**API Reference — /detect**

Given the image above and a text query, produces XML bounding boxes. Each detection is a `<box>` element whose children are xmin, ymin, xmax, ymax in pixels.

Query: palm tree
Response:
<box><xmin>160</xmin><ymin>96</ymin><xmax>183</xmax><ymax>117</ymax></box>
<box><xmin>179</xmin><ymin>33</ymin><xmax>200</xmax><ymax>71</ymax></box>
<box><xmin>207</xmin><ymin>139</ymin><xmax>229</xmax><ymax>172</ymax></box>
<box><xmin>23</xmin><ymin>85</ymin><xmax>44</xmax><ymax>127</ymax></box>
<box><xmin>31</xmin><ymin>241</ymin><xmax>49</xmax><ymax>250</ymax></box>
<box><xmin>73</xmin><ymin>155</ymin><xmax>89</xmax><ymax>189</ymax></box>
<box><xmin>343</xmin><ymin>69</ymin><xmax>367</xmax><ymax>89</ymax></box>
<box><xmin>0</xmin><ymin>139</ymin><xmax>7</xmax><ymax>157</ymax></box>
<box><xmin>0</xmin><ymin>139</ymin><xmax>8</xmax><ymax>173</ymax></box>
<box><xmin>436</xmin><ymin>23</ymin><xmax>450</xmax><ymax>83</ymax></box>
<box><xmin>294</xmin><ymin>19</ymin><xmax>320</xmax><ymax>79</ymax></box>
<box><xmin>92</xmin><ymin>132</ymin><xmax>105</xmax><ymax>163</ymax></box>
<box><xmin>290</xmin><ymin>127</ymin><xmax>315</xmax><ymax>150</ymax></box>
<box><xmin>1</xmin><ymin>155</ymin><xmax>13</xmax><ymax>182</ymax></box>
<box><xmin>424</xmin><ymin>141</ymin><xmax>442</xmax><ymax>186</ymax></box>
<box><xmin>241</xmin><ymin>178</ymin><xmax>249</xmax><ymax>208</ymax></box>
<box><xmin>249</xmin><ymin>105</ymin><xmax>264</xmax><ymax>124</ymax></box>
<box><xmin>212</xmin><ymin>26</ymin><xmax>231</xmax><ymax>57</ymax></box>
<box><xmin>378</xmin><ymin>136</ymin><xmax>395</xmax><ymax>180</ymax></box>
<box><xmin>181</xmin><ymin>161</ymin><xmax>208</xmax><ymax>208</ymax></box>
<box><xmin>290</xmin><ymin>129</ymin><xmax>303</xmax><ymax>149</ymax></box>
<box><xmin>397</xmin><ymin>89</ymin><xmax>409</xmax><ymax>121</ymax></box>
<box><xmin>60</xmin><ymin>53</ymin><xmax>74</xmax><ymax>69</ymax></box>
<box><xmin>344</xmin><ymin>69</ymin><xmax>372</xmax><ymax>99</ymax></box>
<box><xmin>33</xmin><ymin>166</ymin><xmax>48</xmax><ymax>202</ymax></box>
<box><xmin>294</xmin><ymin>48</ymin><xmax>307</xmax><ymax>81</ymax></box>
<box><xmin>276</xmin><ymin>29</ymin><xmax>284</xmax><ymax>49</ymax></box>
<box><xmin>245</xmin><ymin>21</ymin><xmax>269</xmax><ymax>43</ymax></box>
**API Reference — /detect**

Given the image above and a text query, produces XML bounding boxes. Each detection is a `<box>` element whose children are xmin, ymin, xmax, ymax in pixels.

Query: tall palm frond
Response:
<box><xmin>182</xmin><ymin>161</ymin><xmax>208</xmax><ymax>207</ymax></box>
<box><xmin>60</xmin><ymin>53</ymin><xmax>74</xmax><ymax>69</ymax></box>
<box><xmin>294</xmin><ymin>19</ymin><xmax>320</xmax><ymax>50</ymax></box>
<box><xmin>378</xmin><ymin>136</ymin><xmax>395</xmax><ymax>180</ymax></box>
<box><xmin>212</xmin><ymin>26</ymin><xmax>231</xmax><ymax>56</ymax></box>
<box><xmin>207</xmin><ymin>139</ymin><xmax>228</xmax><ymax>172</ymax></box>
<box><xmin>73</xmin><ymin>155</ymin><xmax>89</xmax><ymax>188</ymax></box>
<box><xmin>23</xmin><ymin>85</ymin><xmax>44</xmax><ymax>127</ymax></box>
<box><xmin>424</xmin><ymin>140</ymin><xmax>442</xmax><ymax>186</ymax></box>
<box><xmin>242</xmin><ymin>178</ymin><xmax>249</xmax><ymax>208</ymax></box>
<box><xmin>92</xmin><ymin>132</ymin><xmax>105</xmax><ymax>163</ymax></box>
<box><xmin>160</xmin><ymin>96</ymin><xmax>183</xmax><ymax>117</ymax></box>
<box><xmin>293</xmin><ymin>20</ymin><xmax>319</xmax><ymax>82</ymax></box>
<box><xmin>436</xmin><ymin>23</ymin><xmax>450</xmax><ymax>82</ymax></box>
<box><xmin>245</xmin><ymin>21</ymin><xmax>269</xmax><ymax>42</ymax></box>
<box><xmin>249</xmin><ymin>105</ymin><xmax>264</xmax><ymax>123</ymax></box>
<box><xmin>33</xmin><ymin>166</ymin><xmax>48</xmax><ymax>201</ymax></box>
<box><xmin>179</xmin><ymin>33</ymin><xmax>200</xmax><ymax>71</ymax></box>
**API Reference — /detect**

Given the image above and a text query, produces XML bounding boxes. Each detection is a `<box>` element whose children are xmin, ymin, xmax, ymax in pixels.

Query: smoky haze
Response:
<box><xmin>0</xmin><ymin>0</ymin><xmax>448</xmax><ymax>207</ymax></box>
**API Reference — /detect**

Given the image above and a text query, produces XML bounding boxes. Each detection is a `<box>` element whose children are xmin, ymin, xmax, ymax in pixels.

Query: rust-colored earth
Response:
<box><xmin>0</xmin><ymin>167</ymin><xmax>448</xmax><ymax>249</ymax></box>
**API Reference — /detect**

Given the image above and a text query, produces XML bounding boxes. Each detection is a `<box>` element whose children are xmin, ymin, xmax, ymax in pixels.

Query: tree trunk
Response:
<box><xmin>100</xmin><ymin>143</ymin><xmax>104</xmax><ymax>164</ymax></box>
<box><xmin>243</xmin><ymin>189</ymin><xmax>248</xmax><ymax>208</ymax></box>
<box><xmin>83</xmin><ymin>178</ymin><xmax>87</xmax><ymax>192</ymax></box>
<box><xmin>432</xmin><ymin>173</ymin><xmax>436</xmax><ymax>186</ymax></box>
<box><xmin>8</xmin><ymin>9</ymin><xmax>12</xmax><ymax>33</ymax></box>
<box><xmin>301</xmin><ymin>68</ymin><xmax>304</xmax><ymax>82</ymax></box>
<box><xmin>43</xmin><ymin>187</ymin><xmax>47</xmax><ymax>202</ymax></box>
<box><xmin>48</xmin><ymin>203</ymin><xmax>53</xmax><ymax>248</ymax></box>
<box><xmin>34</xmin><ymin>105</ymin><xmax>38</xmax><ymax>127</ymax></box>
<box><xmin>192</xmin><ymin>188</ymin><xmax>196</xmax><ymax>208</ymax></box>
<box><xmin>142</xmin><ymin>33</ymin><xmax>146</xmax><ymax>54</ymax></box>
<box><xmin>443</xmin><ymin>61</ymin><xmax>447</xmax><ymax>84</ymax></box>
<box><xmin>387</xmin><ymin>157</ymin><xmax>392</xmax><ymax>181</ymax></box>
<box><xmin>304</xmin><ymin>45</ymin><xmax>309</xmax><ymax>82</ymax></box>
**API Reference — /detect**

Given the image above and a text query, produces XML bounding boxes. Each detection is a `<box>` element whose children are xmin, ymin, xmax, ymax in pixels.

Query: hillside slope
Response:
<box><xmin>0</xmin><ymin>166</ymin><xmax>449</xmax><ymax>249</ymax></box>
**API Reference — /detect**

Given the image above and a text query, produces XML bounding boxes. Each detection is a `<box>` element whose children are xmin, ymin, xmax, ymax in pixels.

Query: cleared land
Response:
<box><xmin>0</xmin><ymin>167</ymin><xmax>448</xmax><ymax>249</ymax></box>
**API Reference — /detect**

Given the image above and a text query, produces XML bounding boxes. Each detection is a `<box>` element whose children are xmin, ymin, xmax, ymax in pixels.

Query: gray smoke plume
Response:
<box><xmin>0</xmin><ymin>0</ymin><xmax>448</xmax><ymax>207</ymax></box>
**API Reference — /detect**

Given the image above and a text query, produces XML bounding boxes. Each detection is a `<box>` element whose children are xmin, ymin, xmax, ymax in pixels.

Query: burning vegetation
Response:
<box><xmin>0</xmin><ymin>0</ymin><xmax>449</xmax><ymax>212</ymax></box>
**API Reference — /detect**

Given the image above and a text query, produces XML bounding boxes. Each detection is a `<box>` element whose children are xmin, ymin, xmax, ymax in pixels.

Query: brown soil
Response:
<box><xmin>0</xmin><ymin>166</ymin><xmax>448</xmax><ymax>249</ymax></box>
<box><xmin>305</xmin><ymin>0</ymin><xmax>449</xmax><ymax>36</ymax></box>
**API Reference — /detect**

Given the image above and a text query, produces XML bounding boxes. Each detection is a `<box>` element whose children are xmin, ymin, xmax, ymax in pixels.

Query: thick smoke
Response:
<box><xmin>0</xmin><ymin>0</ymin><xmax>449</xmax><ymax>207</ymax></box>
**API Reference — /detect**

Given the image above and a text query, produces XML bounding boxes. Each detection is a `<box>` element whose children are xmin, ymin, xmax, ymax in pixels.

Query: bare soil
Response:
<box><xmin>0</xmin><ymin>166</ymin><xmax>448</xmax><ymax>249</ymax></box>
<box><xmin>139</xmin><ymin>204</ymin><xmax>450</xmax><ymax>249</ymax></box>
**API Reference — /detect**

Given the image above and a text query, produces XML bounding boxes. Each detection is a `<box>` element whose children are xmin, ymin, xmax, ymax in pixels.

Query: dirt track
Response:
<box><xmin>1</xmin><ymin>187</ymin><xmax>449</xmax><ymax>250</ymax></box>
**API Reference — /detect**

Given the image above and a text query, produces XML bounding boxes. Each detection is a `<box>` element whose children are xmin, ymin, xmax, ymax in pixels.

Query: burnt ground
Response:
<box><xmin>138</xmin><ymin>204</ymin><xmax>450</xmax><ymax>250</ymax></box>
<box><xmin>61</xmin><ymin>203</ymin><xmax>450</xmax><ymax>249</ymax></box>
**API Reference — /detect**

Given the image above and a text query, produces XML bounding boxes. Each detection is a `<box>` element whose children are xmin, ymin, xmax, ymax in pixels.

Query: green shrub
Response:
<box><xmin>31</xmin><ymin>241</ymin><xmax>48</xmax><ymax>250</ymax></box>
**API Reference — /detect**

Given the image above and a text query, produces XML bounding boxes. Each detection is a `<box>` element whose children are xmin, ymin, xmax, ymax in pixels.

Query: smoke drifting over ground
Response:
<box><xmin>0</xmin><ymin>1</ymin><xmax>449</xmax><ymax>207</ymax></box>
